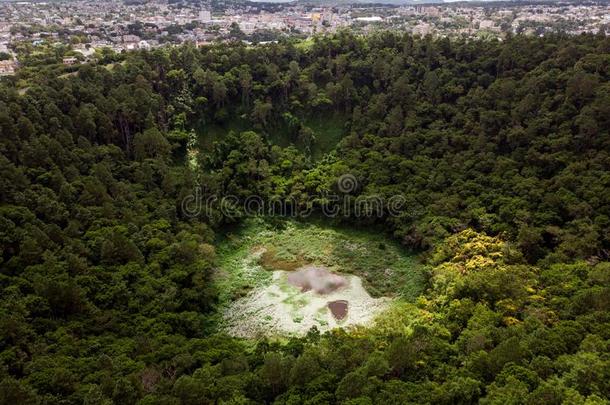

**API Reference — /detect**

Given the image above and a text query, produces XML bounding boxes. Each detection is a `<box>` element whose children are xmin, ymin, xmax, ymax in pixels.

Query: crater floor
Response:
<box><xmin>223</xmin><ymin>264</ymin><xmax>390</xmax><ymax>338</ymax></box>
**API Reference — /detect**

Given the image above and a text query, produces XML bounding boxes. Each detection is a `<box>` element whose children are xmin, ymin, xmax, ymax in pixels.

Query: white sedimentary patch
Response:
<box><xmin>223</xmin><ymin>267</ymin><xmax>391</xmax><ymax>338</ymax></box>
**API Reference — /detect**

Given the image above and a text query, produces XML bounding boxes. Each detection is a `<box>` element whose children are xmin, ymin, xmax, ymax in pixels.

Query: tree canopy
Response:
<box><xmin>0</xmin><ymin>31</ymin><xmax>609</xmax><ymax>404</ymax></box>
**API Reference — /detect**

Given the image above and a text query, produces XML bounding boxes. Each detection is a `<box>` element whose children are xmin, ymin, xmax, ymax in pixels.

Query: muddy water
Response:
<box><xmin>287</xmin><ymin>266</ymin><xmax>348</xmax><ymax>295</ymax></box>
<box><xmin>287</xmin><ymin>266</ymin><xmax>351</xmax><ymax>320</ymax></box>
<box><xmin>328</xmin><ymin>300</ymin><xmax>348</xmax><ymax>320</ymax></box>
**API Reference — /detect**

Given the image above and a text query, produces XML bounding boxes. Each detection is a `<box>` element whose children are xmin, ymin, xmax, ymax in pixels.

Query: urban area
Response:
<box><xmin>0</xmin><ymin>0</ymin><xmax>609</xmax><ymax>76</ymax></box>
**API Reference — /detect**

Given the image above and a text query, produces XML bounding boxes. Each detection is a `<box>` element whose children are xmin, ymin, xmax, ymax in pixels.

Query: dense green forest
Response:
<box><xmin>1</xmin><ymin>31</ymin><xmax>609</xmax><ymax>404</ymax></box>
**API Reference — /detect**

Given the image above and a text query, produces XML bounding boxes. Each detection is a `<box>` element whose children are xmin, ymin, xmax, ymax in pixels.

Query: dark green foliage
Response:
<box><xmin>0</xmin><ymin>32</ymin><xmax>609</xmax><ymax>404</ymax></box>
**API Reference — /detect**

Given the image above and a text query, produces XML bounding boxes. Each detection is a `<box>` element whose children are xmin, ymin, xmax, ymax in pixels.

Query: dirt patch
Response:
<box><xmin>223</xmin><ymin>265</ymin><xmax>391</xmax><ymax>338</ymax></box>
<box><xmin>287</xmin><ymin>266</ymin><xmax>348</xmax><ymax>294</ymax></box>
<box><xmin>259</xmin><ymin>247</ymin><xmax>304</xmax><ymax>271</ymax></box>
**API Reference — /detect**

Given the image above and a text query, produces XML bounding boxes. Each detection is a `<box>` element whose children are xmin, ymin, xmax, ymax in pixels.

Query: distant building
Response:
<box><xmin>199</xmin><ymin>10</ymin><xmax>211</xmax><ymax>22</ymax></box>
<box><xmin>239</xmin><ymin>22</ymin><xmax>256</xmax><ymax>34</ymax></box>
<box><xmin>412</xmin><ymin>23</ymin><xmax>432</xmax><ymax>36</ymax></box>
<box><xmin>355</xmin><ymin>16</ymin><xmax>383</xmax><ymax>23</ymax></box>
<box><xmin>62</xmin><ymin>57</ymin><xmax>78</xmax><ymax>66</ymax></box>
<box><xmin>138</xmin><ymin>40</ymin><xmax>151</xmax><ymax>50</ymax></box>
<box><xmin>419</xmin><ymin>6</ymin><xmax>440</xmax><ymax>17</ymax></box>
<box><xmin>479</xmin><ymin>20</ymin><xmax>495</xmax><ymax>30</ymax></box>
<box><xmin>0</xmin><ymin>59</ymin><xmax>16</xmax><ymax>76</ymax></box>
<box><xmin>122</xmin><ymin>34</ymin><xmax>141</xmax><ymax>44</ymax></box>
<box><xmin>196</xmin><ymin>40</ymin><xmax>211</xmax><ymax>48</ymax></box>
<box><xmin>122</xmin><ymin>34</ymin><xmax>141</xmax><ymax>50</ymax></box>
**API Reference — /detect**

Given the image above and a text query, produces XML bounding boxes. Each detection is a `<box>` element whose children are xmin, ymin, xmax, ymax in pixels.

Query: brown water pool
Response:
<box><xmin>328</xmin><ymin>300</ymin><xmax>348</xmax><ymax>320</ymax></box>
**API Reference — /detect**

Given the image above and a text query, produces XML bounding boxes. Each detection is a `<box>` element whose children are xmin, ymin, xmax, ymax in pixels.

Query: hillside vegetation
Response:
<box><xmin>0</xmin><ymin>32</ymin><xmax>609</xmax><ymax>403</ymax></box>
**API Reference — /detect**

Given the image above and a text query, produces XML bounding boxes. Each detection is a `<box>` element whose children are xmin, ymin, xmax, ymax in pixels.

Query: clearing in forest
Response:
<box><xmin>214</xmin><ymin>219</ymin><xmax>424</xmax><ymax>337</ymax></box>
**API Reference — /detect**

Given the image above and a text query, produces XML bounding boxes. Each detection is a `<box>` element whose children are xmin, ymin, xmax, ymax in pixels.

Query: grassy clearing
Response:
<box><xmin>304</xmin><ymin>113</ymin><xmax>346</xmax><ymax>160</ymax></box>
<box><xmin>213</xmin><ymin>229</ymin><xmax>273</xmax><ymax>305</ymax></box>
<box><xmin>294</xmin><ymin>38</ymin><xmax>315</xmax><ymax>52</ymax></box>
<box><xmin>195</xmin><ymin>117</ymin><xmax>250</xmax><ymax>152</ymax></box>
<box><xmin>214</xmin><ymin>218</ymin><xmax>425</xmax><ymax>303</ymax></box>
<box><xmin>194</xmin><ymin>112</ymin><xmax>346</xmax><ymax>161</ymax></box>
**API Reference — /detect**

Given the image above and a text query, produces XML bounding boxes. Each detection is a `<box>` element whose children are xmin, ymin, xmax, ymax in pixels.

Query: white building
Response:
<box><xmin>62</xmin><ymin>57</ymin><xmax>78</xmax><ymax>66</ymax></box>
<box><xmin>413</xmin><ymin>23</ymin><xmax>432</xmax><ymax>36</ymax></box>
<box><xmin>199</xmin><ymin>10</ymin><xmax>211</xmax><ymax>22</ymax></box>
<box><xmin>239</xmin><ymin>22</ymin><xmax>256</xmax><ymax>34</ymax></box>
<box><xmin>479</xmin><ymin>20</ymin><xmax>495</xmax><ymax>30</ymax></box>
<box><xmin>0</xmin><ymin>60</ymin><xmax>17</xmax><ymax>76</ymax></box>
